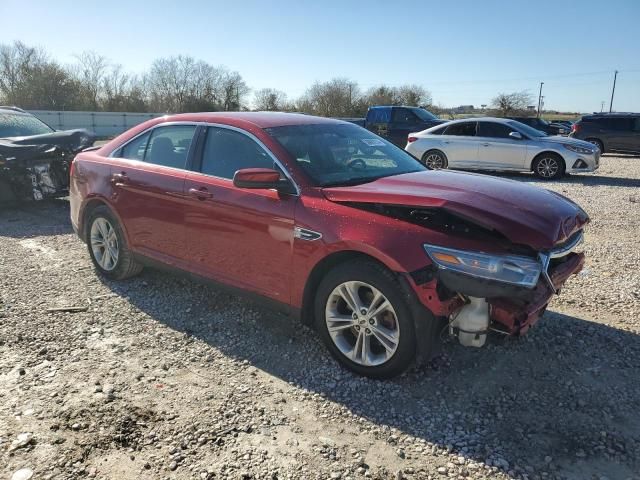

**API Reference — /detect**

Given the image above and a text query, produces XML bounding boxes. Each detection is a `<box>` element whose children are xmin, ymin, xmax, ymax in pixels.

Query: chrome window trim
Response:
<box><xmin>109</xmin><ymin>120</ymin><xmax>300</xmax><ymax>196</ymax></box>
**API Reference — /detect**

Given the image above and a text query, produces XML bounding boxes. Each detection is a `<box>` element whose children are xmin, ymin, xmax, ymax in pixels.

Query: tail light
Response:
<box><xmin>407</xmin><ymin>136</ymin><xmax>418</xmax><ymax>143</ymax></box>
<box><xmin>571</xmin><ymin>123</ymin><xmax>579</xmax><ymax>133</ymax></box>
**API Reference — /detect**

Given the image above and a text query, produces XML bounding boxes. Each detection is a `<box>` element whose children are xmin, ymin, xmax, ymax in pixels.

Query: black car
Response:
<box><xmin>508</xmin><ymin>116</ymin><xmax>570</xmax><ymax>136</ymax></box>
<box><xmin>570</xmin><ymin>113</ymin><xmax>640</xmax><ymax>154</ymax></box>
<box><xmin>0</xmin><ymin>106</ymin><xmax>95</xmax><ymax>204</ymax></box>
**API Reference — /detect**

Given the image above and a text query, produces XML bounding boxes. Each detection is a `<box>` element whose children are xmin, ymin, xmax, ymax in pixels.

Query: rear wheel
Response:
<box><xmin>314</xmin><ymin>260</ymin><xmax>417</xmax><ymax>378</ymax></box>
<box><xmin>421</xmin><ymin>150</ymin><xmax>448</xmax><ymax>169</ymax></box>
<box><xmin>533</xmin><ymin>153</ymin><xmax>565</xmax><ymax>179</ymax></box>
<box><xmin>86</xmin><ymin>205</ymin><xmax>142</xmax><ymax>280</ymax></box>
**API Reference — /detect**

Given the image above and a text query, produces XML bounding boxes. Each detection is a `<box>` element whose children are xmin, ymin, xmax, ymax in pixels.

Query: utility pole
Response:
<box><xmin>609</xmin><ymin>70</ymin><xmax>618</xmax><ymax>113</ymax></box>
<box><xmin>601</xmin><ymin>101</ymin><xmax>605</xmax><ymax>112</ymax></box>
<box><xmin>537</xmin><ymin>82</ymin><xmax>544</xmax><ymax>118</ymax></box>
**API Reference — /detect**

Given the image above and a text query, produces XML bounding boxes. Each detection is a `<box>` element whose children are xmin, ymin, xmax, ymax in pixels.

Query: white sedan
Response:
<box><xmin>405</xmin><ymin>117</ymin><xmax>599</xmax><ymax>179</ymax></box>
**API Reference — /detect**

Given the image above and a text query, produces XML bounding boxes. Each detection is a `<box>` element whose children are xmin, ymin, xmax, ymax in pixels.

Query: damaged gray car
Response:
<box><xmin>0</xmin><ymin>106</ymin><xmax>95</xmax><ymax>204</ymax></box>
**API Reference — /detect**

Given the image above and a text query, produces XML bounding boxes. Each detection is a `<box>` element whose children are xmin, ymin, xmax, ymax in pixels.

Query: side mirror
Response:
<box><xmin>509</xmin><ymin>131</ymin><xmax>523</xmax><ymax>140</ymax></box>
<box><xmin>233</xmin><ymin>168</ymin><xmax>293</xmax><ymax>193</ymax></box>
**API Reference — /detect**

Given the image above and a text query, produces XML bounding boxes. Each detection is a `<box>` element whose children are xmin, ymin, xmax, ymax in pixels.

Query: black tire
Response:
<box><xmin>532</xmin><ymin>152</ymin><xmax>565</xmax><ymax>180</ymax></box>
<box><xmin>86</xmin><ymin>205</ymin><xmax>143</xmax><ymax>280</ymax></box>
<box><xmin>314</xmin><ymin>259</ymin><xmax>418</xmax><ymax>378</ymax></box>
<box><xmin>421</xmin><ymin>150</ymin><xmax>448</xmax><ymax>169</ymax></box>
<box><xmin>585</xmin><ymin>138</ymin><xmax>604</xmax><ymax>154</ymax></box>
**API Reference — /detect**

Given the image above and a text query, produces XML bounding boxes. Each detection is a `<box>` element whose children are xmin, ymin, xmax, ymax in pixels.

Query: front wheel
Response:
<box><xmin>314</xmin><ymin>260</ymin><xmax>417</xmax><ymax>378</ymax></box>
<box><xmin>533</xmin><ymin>153</ymin><xmax>565</xmax><ymax>179</ymax></box>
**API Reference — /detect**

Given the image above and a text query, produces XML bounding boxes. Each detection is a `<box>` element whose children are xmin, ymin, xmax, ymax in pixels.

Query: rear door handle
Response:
<box><xmin>188</xmin><ymin>187</ymin><xmax>214</xmax><ymax>200</ymax></box>
<box><xmin>442</xmin><ymin>141</ymin><xmax>451</xmax><ymax>144</ymax></box>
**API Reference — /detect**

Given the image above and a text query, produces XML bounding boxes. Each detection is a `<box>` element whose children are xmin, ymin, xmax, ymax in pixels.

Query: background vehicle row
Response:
<box><xmin>405</xmin><ymin>117</ymin><xmax>599</xmax><ymax>179</ymax></box>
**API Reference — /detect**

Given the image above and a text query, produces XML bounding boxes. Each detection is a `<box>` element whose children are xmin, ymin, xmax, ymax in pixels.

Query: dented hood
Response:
<box><xmin>322</xmin><ymin>170</ymin><xmax>589</xmax><ymax>251</ymax></box>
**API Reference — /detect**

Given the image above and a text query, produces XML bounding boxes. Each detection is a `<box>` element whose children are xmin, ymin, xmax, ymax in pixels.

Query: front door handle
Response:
<box><xmin>188</xmin><ymin>187</ymin><xmax>214</xmax><ymax>200</ymax></box>
<box><xmin>482</xmin><ymin>142</ymin><xmax>490</xmax><ymax>147</ymax></box>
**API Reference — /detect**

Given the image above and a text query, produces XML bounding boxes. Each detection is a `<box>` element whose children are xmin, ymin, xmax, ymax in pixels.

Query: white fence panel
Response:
<box><xmin>27</xmin><ymin>110</ymin><xmax>164</xmax><ymax>137</ymax></box>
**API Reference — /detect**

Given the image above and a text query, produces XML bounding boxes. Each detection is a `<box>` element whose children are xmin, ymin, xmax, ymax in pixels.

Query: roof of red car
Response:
<box><xmin>160</xmin><ymin>112</ymin><xmax>346</xmax><ymax>129</ymax></box>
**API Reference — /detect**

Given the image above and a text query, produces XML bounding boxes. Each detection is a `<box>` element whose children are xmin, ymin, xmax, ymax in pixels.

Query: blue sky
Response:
<box><xmin>1</xmin><ymin>0</ymin><xmax>639</xmax><ymax>112</ymax></box>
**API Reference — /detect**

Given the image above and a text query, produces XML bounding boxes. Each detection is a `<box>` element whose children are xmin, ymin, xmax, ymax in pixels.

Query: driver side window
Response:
<box><xmin>200</xmin><ymin>127</ymin><xmax>276</xmax><ymax>179</ymax></box>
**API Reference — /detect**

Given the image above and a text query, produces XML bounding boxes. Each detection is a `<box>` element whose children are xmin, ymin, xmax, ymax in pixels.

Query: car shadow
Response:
<box><xmin>99</xmin><ymin>269</ymin><xmax>640</xmax><ymax>479</ymax></box>
<box><xmin>0</xmin><ymin>197</ymin><xmax>73</xmax><ymax>238</ymax></box>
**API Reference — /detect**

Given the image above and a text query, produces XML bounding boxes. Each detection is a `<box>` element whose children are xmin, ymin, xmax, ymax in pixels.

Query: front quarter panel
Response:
<box><xmin>290</xmin><ymin>192</ymin><xmax>503</xmax><ymax>310</ymax></box>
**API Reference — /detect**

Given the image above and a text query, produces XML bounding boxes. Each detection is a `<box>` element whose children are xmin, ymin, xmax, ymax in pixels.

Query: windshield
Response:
<box><xmin>507</xmin><ymin>120</ymin><xmax>548</xmax><ymax>138</ymax></box>
<box><xmin>412</xmin><ymin>108</ymin><xmax>438</xmax><ymax>121</ymax></box>
<box><xmin>266</xmin><ymin>123</ymin><xmax>426</xmax><ymax>187</ymax></box>
<box><xmin>0</xmin><ymin>112</ymin><xmax>54</xmax><ymax>137</ymax></box>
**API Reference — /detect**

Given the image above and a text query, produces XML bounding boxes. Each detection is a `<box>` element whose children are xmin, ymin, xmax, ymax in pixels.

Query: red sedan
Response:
<box><xmin>70</xmin><ymin>112</ymin><xmax>587</xmax><ymax>378</ymax></box>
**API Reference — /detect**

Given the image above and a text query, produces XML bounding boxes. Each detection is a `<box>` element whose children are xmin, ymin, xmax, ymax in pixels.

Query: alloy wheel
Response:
<box><xmin>325</xmin><ymin>281</ymin><xmax>400</xmax><ymax>366</ymax></box>
<box><xmin>424</xmin><ymin>152</ymin><xmax>445</xmax><ymax>169</ymax></box>
<box><xmin>536</xmin><ymin>157</ymin><xmax>559</xmax><ymax>178</ymax></box>
<box><xmin>90</xmin><ymin>217</ymin><xmax>119</xmax><ymax>271</ymax></box>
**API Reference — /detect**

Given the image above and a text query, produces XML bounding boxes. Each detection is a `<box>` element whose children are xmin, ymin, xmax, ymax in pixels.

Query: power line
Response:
<box><xmin>355</xmin><ymin>68</ymin><xmax>640</xmax><ymax>89</ymax></box>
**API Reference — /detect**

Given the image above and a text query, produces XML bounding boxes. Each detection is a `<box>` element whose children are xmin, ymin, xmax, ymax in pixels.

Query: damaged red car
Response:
<box><xmin>69</xmin><ymin>113</ymin><xmax>587</xmax><ymax>378</ymax></box>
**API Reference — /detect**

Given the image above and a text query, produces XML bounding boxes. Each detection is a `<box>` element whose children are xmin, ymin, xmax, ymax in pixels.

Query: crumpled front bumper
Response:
<box><xmin>489</xmin><ymin>252</ymin><xmax>585</xmax><ymax>335</ymax></box>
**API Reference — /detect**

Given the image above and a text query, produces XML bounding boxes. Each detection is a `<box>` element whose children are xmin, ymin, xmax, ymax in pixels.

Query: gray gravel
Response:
<box><xmin>1</xmin><ymin>154</ymin><xmax>639</xmax><ymax>480</ymax></box>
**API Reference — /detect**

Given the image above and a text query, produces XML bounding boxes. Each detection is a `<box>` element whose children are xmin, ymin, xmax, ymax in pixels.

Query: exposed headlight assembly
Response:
<box><xmin>424</xmin><ymin>244</ymin><xmax>542</xmax><ymax>288</ymax></box>
<box><xmin>563</xmin><ymin>144</ymin><xmax>594</xmax><ymax>154</ymax></box>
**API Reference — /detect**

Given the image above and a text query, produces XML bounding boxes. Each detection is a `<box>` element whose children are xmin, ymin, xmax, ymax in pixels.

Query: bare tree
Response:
<box><xmin>72</xmin><ymin>51</ymin><xmax>109</xmax><ymax>109</ymax></box>
<box><xmin>362</xmin><ymin>84</ymin><xmax>432</xmax><ymax>109</ymax></box>
<box><xmin>219</xmin><ymin>70</ymin><xmax>249</xmax><ymax>111</ymax></box>
<box><xmin>298</xmin><ymin>78</ymin><xmax>360</xmax><ymax>117</ymax></box>
<box><xmin>253</xmin><ymin>88</ymin><xmax>288</xmax><ymax>111</ymax></box>
<box><xmin>491</xmin><ymin>91</ymin><xmax>533</xmax><ymax>117</ymax></box>
<box><xmin>364</xmin><ymin>85</ymin><xmax>397</xmax><ymax>106</ymax></box>
<box><xmin>0</xmin><ymin>41</ymin><xmax>49</xmax><ymax>106</ymax></box>
<box><xmin>395</xmin><ymin>84</ymin><xmax>431</xmax><ymax>106</ymax></box>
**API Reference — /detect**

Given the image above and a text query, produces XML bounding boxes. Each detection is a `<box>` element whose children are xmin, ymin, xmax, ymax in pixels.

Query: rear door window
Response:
<box><xmin>200</xmin><ymin>127</ymin><xmax>275</xmax><ymax>179</ymax></box>
<box><xmin>605</xmin><ymin>118</ymin><xmax>633</xmax><ymax>131</ymax></box>
<box><xmin>477</xmin><ymin>122</ymin><xmax>514</xmax><ymax>138</ymax></box>
<box><xmin>443</xmin><ymin>122</ymin><xmax>477</xmax><ymax>136</ymax></box>
<box><xmin>120</xmin><ymin>131</ymin><xmax>151</xmax><ymax>160</ymax></box>
<box><xmin>145</xmin><ymin>125</ymin><xmax>197</xmax><ymax>169</ymax></box>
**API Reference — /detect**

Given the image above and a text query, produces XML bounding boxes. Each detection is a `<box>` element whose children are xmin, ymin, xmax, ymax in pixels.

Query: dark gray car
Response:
<box><xmin>570</xmin><ymin>113</ymin><xmax>640</xmax><ymax>154</ymax></box>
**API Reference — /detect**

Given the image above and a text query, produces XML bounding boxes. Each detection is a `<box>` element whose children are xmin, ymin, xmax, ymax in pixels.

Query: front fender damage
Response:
<box><xmin>410</xmin><ymin>251</ymin><xmax>585</xmax><ymax>347</ymax></box>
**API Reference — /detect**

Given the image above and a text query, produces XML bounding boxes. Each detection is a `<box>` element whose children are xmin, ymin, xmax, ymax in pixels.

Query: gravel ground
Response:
<box><xmin>1</xmin><ymin>154</ymin><xmax>639</xmax><ymax>480</ymax></box>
